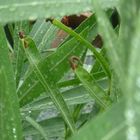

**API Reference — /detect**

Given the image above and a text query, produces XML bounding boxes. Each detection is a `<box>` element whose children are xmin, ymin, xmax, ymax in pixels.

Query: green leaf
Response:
<box><xmin>70</xmin><ymin>97</ymin><xmax>140</xmax><ymax>140</ymax></box>
<box><xmin>92</xmin><ymin>0</ymin><xmax>122</xmax><ymax>75</ymax></box>
<box><xmin>74</xmin><ymin>66</ymin><xmax>109</xmax><ymax>108</ymax></box>
<box><xmin>13</xmin><ymin>22</ymin><xmax>27</xmax><ymax>86</ymax></box>
<box><xmin>23</xmin><ymin>117</ymin><xmax>65</xmax><ymax>139</ymax></box>
<box><xmin>30</xmin><ymin>19</ymin><xmax>59</xmax><ymax>51</ymax></box>
<box><xmin>0</xmin><ymin>26</ymin><xmax>22</xmax><ymax>140</ymax></box>
<box><xmin>21</xmin><ymin>86</ymin><xmax>93</xmax><ymax>112</ymax></box>
<box><xmin>0</xmin><ymin>0</ymin><xmax>119</xmax><ymax>23</ymax></box>
<box><xmin>17</xmin><ymin>14</ymin><xmax>97</xmax><ymax>107</ymax></box>
<box><xmin>122</xmin><ymin>3</ymin><xmax>140</xmax><ymax>140</ymax></box>
<box><xmin>58</xmin><ymin>71</ymin><xmax>106</xmax><ymax>88</ymax></box>
<box><xmin>19</xmin><ymin>28</ymin><xmax>85</xmax><ymax>105</ymax></box>
<box><xmin>51</xmin><ymin>19</ymin><xmax>111</xmax><ymax>79</ymax></box>
<box><xmin>118</xmin><ymin>0</ymin><xmax>139</xmax><ymax>71</ymax></box>
<box><xmin>25</xmin><ymin>116</ymin><xmax>48</xmax><ymax>140</ymax></box>
<box><xmin>78</xmin><ymin>1</ymin><xmax>140</xmax><ymax>140</ymax></box>
<box><xmin>69</xmin><ymin>99</ymin><xmax>126</xmax><ymax>140</ymax></box>
<box><xmin>21</xmin><ymin>36</ymin><xmax>76</xmax><ymax>133</ymax></box>
<box><xmin>90</xmin><ymin>48</ymin><xmax>107</xmax><ymax>74</ymax></box>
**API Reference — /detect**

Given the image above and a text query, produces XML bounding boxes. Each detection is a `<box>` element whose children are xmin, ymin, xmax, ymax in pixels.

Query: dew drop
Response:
<box><xmin>59</xmin><ymin>12</ymin><xmax>65</xmax><ymax>16</ymax></box>
<box><xmin>76</xmin><ymin>0</ymin><xmax>81</xmax><ymax>2</ymax></box>
<box><xmin>12</xmin><ymin>128</ymin><xmax>16</xmax><ymax>134</ymax></box>
<box><xmin>31</xmin><ymin>2</ymin><xmax>38</xmax><ymax>6</ymax></box>
<box><xmin>18</xmin><ymin>79</ymin><xmax>23</xmax><ymax>87</ymax></box>
<box><xmin>127</xmin><ymin>126</ymin><xmax>138</xmax><ymax>140</ymax></box>
<box><xmin>60</xmin><ymin>38</ymin><xmax>64</xmax><ymax>41</ymax></box>
<box><xmin>14</xmin><ymin>135</ymin><xmax>17</xmax><ymax>139</ymax></box>
<box><xmin>29</xmin><ymin>15</ymin><xmax>37</xmax><ymax>21</ymax></box>
<box><xmin>125</xmin><ymin>109</ymin><xmax>135</xmax><ymax>123</ymax></box>
<box><xmin>28</xmin><ymin>110</ymin><xmax>32</xmax><ymax>114</ymax></box>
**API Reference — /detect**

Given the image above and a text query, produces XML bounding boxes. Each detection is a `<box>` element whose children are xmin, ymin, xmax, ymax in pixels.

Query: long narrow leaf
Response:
<box><xmin>0</xmin><ymin>0</ymin><xmax>119</xmax><ymax>23</ymax></box>
<box><xmin>92</xmin><ymin>0</ymin><xmax>122</xmax><ymax>75</ymax></box>
<box><xmin>74</xmin><ymin>66</ymin><xmax>109</xmax><ymax>108</ymax></box>
<box><xmin>21</xmin><ymin>36</ymin><xmax>76</xmax><ymax>133</ymax></box>
<box><xmin>0</xmin><ymin>26</ymin><xmax>22</xmax><ymax>140</ymax></box>
<box><xmin>18</xmin><ymin>27</ymin><xmax>89</xmax><ymax>106</ymax></box>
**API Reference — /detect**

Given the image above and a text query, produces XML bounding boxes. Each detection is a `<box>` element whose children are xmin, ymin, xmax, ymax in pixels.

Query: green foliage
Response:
<box><xmin>74</xmin><ymin>66</ymin><xmax>109</xmax><ymax>108</ymax></box>
<box><xmin>0</xmin><ymin>26</ymin><xmax>22</xmax><ymax>140</ymax></box>
<box><xmin>0</xmin><ymin>0</ymin><xmax>118</xmax><ymax>23</ymax></box>
<box><xmin>0</xmin><ymin>0</ymin><xmax>140</xmax><ymax>140</ymax></box>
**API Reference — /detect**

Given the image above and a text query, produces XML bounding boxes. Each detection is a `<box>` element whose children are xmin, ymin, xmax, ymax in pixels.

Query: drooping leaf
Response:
<box><xmin>51</xmin><ymin>19</ymin><xmax>111</xmax><ymax>79</ymax></box>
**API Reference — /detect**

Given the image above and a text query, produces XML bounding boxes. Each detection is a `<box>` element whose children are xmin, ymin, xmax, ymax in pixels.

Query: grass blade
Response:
<box><xmin>74</xmin><ymin>66</ymin><xmax>109</xmax><ymax>109</ymax></box>
<box><xmin>0</xmin><ymin>26</ymin><xmax>23</xmax><ymax>140</ymax></box>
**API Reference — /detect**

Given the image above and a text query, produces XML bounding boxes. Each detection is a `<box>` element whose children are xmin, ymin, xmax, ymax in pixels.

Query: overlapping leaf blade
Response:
<box><xmin>25</xmin><ymin>116</ymin><xmax>48</xmax><ymax>140</ymax></box>
<box><xmin>18</xmin><ymin>14</ymin><xmax>96</xmax><ymax>107</ymax></box>
<box><xmin>30</xmin><ymin>19</ymin><xmax>59</xmax><ymax>50</ymax></box>
<box><xmin>69</xmin><ymin>0</ymin><xmax>140</xmax><ymax>139</ymax></box>
<box><xmin>23</xmin><ymin>117</ymin><xmax>65</xmax><ymax>139</ymax></box>
<box><xmin>21</xmin><ymin>36</ymin><xmax>76</xmax><ymax>133</ymax></box>
<box><xmin>18</xmin><ymin>28</ymin><xmax>88</xmax><ymax>106</ymax></box>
